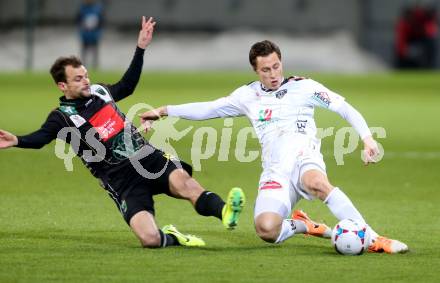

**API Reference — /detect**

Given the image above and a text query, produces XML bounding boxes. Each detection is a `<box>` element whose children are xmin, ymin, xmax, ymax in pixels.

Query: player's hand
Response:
<box><xmin>139</xmin><ymin>119</ymin><xmax>155</xmax><ymax>133</ymax></box>
<box><xmin>362</xmin><ymin>136</ymin><xmax>379</xmax><ymax>166</ymax></box>
<box><xmin>0</xmin><ymin>129</ymin><xmax>18</xmax><ymax>149</ymax></box>
<box><xmin>137</xmin><ymin>16</ymin><xmax>156</xmax><ymax>49</ymax></box>
<box><xmin>139</xmin><ymin>106</ymin><xmax>167</xmax><ymax>121</ymax></box>
<box><xmin>139</xmin><ymin>106</ymin><xmax>167</xmax><ymax>132</ymax></box>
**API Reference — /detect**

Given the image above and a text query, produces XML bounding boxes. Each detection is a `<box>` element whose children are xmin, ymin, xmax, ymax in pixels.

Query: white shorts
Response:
<box><xmin>254</xmin><ymin>135</ymin><xmax>326</xmax><ymax>219</ymax></box>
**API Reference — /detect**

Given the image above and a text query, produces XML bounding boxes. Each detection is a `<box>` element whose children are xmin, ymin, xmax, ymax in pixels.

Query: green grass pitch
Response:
<box><xmin>0</xmin><ymin>71</ymin><xmax>439</xmax><ymax>282</ymax></box>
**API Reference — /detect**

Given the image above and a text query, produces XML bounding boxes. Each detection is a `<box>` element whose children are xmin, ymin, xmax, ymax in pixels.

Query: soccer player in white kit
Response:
<box><xmin>140</xmin><ymin>40</ymin><xmax>408</xmax><ymax>253</ymax></box>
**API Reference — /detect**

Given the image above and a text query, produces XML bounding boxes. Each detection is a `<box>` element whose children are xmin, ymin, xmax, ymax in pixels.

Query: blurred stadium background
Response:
<box><xmin>0</xmin><ymin>0</ymin><xmax>438</xmax><ymax>72</ymax></box>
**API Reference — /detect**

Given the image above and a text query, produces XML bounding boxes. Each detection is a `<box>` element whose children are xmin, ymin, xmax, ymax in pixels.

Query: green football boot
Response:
<box><xmin>222</xmin><ymin>187</ymin><xmax>246</xmax><ymax>230</ymax></box>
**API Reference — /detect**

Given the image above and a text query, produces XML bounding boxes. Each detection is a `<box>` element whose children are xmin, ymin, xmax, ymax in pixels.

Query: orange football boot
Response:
<box><xmin>292</xmin><ymin>210</ymin><xmax>332</xmax><ymax>238</ymax></box>
<box><xmin>368</xmin><ymin>236</ymin><xmax>409</xmax><ymax>254</ymax></box>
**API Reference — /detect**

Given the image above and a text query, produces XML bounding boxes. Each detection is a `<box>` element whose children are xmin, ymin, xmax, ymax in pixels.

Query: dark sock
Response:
<box><xmin>195</xmin><ymin>191</ymin><xmax>225</xmax><ymax>220</ymax></box>
<box><xmin>159</xmin><ymin>230</ymin><xmax>179</xmax><ymax>247</ymax></box>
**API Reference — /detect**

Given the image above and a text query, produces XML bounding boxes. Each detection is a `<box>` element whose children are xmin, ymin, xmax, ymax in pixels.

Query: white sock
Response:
<box><xmin>367</xmin><ymin>225</ymin><xmax>379</xmax><ymax>242</ymax></box>
<box><xmin>324</xmin><ymin>187</ymin><xmax>366</xmax><ymax>224</ymax></box>
<box><xmin>325</xmin><ymin>188</ymin><xmax>380</xmax><ymax>244</ymax></box>
<box><xmin>275</xmin><ymin>219</ymin><xmax>307</xmax><ymax>244</ymax></box>
<box><xmin>325</xmin><ymin>187</ymin><xmax>380</xmax><ymax>243</ymax></box>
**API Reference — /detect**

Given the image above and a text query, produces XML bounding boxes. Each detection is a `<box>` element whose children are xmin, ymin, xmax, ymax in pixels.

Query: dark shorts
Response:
<box><xmin>103</xmin><ymin>149</ymin><xmax>192</xmax><ymax>225</ymax></box>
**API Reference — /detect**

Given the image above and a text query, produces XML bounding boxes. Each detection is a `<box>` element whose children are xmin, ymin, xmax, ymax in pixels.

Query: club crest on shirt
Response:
<box><xmin>60</xmin><ymin>105</ymin><xmax>78</xmax><ymax>115</ymax></box>
<box><xmin>312</xmin><ymin>91</ymin><xmax>331</xmax><ymax>107</ymax></box>
<box><xmin>275</xmin><ymin>89</ymin><xmax>287</xmax><ymax>99</ymax></box>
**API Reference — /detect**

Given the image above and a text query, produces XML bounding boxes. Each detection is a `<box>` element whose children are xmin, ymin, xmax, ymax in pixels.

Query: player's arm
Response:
<box><xmin>308</xmin><ymin>81</ymin><xmax>379</xmax><ymax>165</ymax></box>
<box><xmin>139</xmin><ymin>95</ymin><xmax>245</xmax><ymax>133</ymax></box>
<box><xmin>139</xmin><ymin>98</ymin><xmax>235</xmax><ymax>132</ymax></box>
<box><xmin>140</xmin><ymin>100</ymin><xmax>228</xmax><ymax>121</ymax></box>
<box><xmin>333</xmin><ymin>101</ymin><xmax>379</xmax><ymax>165</ymax></box>
<box><xmin>108</xmin><ymin>16</ymin><xmax>155</xmax><ymax>102</ymax></box>
<box><xmin>0</xmin><ymin>111</ymin><xmax>63</xmax><ymax>149</ymax></box>
<box><xmin>140</xmin><ymin>86</ymin><xmax>247</xmax><ymax>131</ymax></box>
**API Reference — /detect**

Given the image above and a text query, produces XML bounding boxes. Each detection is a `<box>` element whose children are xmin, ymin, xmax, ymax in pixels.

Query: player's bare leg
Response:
<box><xmin>254</xmin><ymin>212</ymin><xmax>284</xmax><ymax>243</ymax></box>
<box><xmin>255</xmin><ymin>210</ymin><xmax>329</xmax><ymax>243</ymax></box>
<box><xmin>130</xmin><ymin>211</ymin><xmax>205</xmax><ymax>248</ymax></box>
<box><xmin>129</xmin><ymin>211</ymin><xmax>162</xmax><ymax>247</ymax></box>
<box><xmin>168</xmin><ymin>168</ymin><xmax>205</xmax><ymax>204</ymax></box>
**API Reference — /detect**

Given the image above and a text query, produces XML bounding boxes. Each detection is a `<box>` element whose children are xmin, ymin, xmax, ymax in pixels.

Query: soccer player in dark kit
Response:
<box><xmin>0</xmin><ymin>16</ymin><xmax>245</xmax><ymax>248</ymax></box>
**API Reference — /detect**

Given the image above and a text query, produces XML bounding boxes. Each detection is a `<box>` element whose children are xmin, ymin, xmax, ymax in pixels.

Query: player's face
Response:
<box><xmin>255</xmin><ymin>52</ymin><xmax>283</xmax><ymax>90</ymax></box>
<box><xmin>59</xmin><ymin>65</ymin><xmax>91</xmax><ymax>99</ymax></box>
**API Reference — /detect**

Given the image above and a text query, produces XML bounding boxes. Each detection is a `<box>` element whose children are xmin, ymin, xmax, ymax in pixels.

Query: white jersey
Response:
<box><xmin>168</xmin><ymin>77</ymin><xmax>372</xmax><ymax>216</ymax></box>
<box><xmin>219</xmin><ymin>78</ymin><xmax>345</xmax><ymax>149</ymax></box>
<box><xmin>168</xmin><ymin>77</ymin><xmax>371</xmax><ymax>165</ymax></box>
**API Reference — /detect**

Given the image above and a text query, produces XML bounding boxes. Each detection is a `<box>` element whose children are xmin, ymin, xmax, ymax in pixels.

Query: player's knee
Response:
<box><xmin>255</xmin><ymin>219</ymin><xmax>280</xmax><ymax>243</ymax></box>
<box><xmin>137</xmin><ymin>230</ymin><xmax>161</xmax><ymax>248</ymax></box>
<box><xmin>303</xmin><ymin>175</ymin><xmax>332</xmax><ymax>200</ymax></box>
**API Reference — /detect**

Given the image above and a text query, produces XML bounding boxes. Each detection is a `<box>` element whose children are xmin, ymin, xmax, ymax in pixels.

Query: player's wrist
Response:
<box><xmin>136</xmin><ymin>44</ymin><xmax>146</xmax><ymax>50</ymax></box>
<box><xmin>362</xmin><ymin>135</ymin><xmax>374</xmax><ymax>144</ymax></box>
<box><xmin>160</xmin><ymin>106</ymin><xmax>168</xmax><ymax>117</ymax></box>
<box><xmin>12</xmin><ymin>135</ymin><xmax>18</xmax><ymax>146</ymax></box>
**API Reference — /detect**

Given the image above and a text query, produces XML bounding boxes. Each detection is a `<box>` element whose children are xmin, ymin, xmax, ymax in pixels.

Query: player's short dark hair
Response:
<box><xmin>50</xmin><ymin>56</ymin><xmax>83</xmax><ymax>83</ymax></box>
<box><xmin>249</xmin><ymin>40</ymin><xmax>282</xmax><ymax>70</ymax></box>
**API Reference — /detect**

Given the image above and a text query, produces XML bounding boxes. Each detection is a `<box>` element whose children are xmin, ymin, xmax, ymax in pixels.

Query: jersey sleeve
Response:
<box><xmin>16</xmin><ymin>111</ymin><xmax>65</xmax><ymax>149</ymax></box>
<box><xmin>306</xmin><ymin>80</ymin><xmax>345</xmax><ymax>111</ymax></box>
<box><xmin>304</xmin><ymin>80</ymin><xmax>371</xmax><ymax>139</ymax></box>
<box><xmin>334</xmin><ymin>101</ymin><xmax>372</xmax><ymax>140</ymax></box>
<box><xmin>167</xmin><ymin>86</ymin><xmax>247</xmax><ymax>120</ymax></box>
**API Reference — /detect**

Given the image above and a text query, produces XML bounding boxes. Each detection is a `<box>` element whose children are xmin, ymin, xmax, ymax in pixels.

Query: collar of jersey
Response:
<box><xmin>59</xmin><ymin>96</ymin><xmax>93</xmax><ymax>108</ymax></box>
<box><xmin>260</xmin><ymin>77</ymin><xmax>292</xmax><ymax>93</ymax></box>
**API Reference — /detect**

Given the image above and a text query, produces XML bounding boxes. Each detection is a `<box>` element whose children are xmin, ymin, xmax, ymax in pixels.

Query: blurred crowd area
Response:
<box><xmin>0</xmin><ymin>0</ymin><xmax>438</xmax><ymax>71</ymax></box>
<box><xmin>395</xmin><ymin>4</ymin><xmax>438</xmax><ymax>69</ymax></box>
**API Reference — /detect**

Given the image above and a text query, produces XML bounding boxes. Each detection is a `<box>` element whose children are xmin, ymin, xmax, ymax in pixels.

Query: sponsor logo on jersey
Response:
<box><xmin>69</xmin><ymin>114</ymin><xmax>87</xmax><ymax>127</ymax></box>
<box><xmin>260</xmin><ymin>180</ymin><xmax>283</xmax><ymax>190</ymax></box>
<box><xmin>85</xmin><ymin>99</ymin><xmax>93</xmax><ymax>107</ymax></box>
<box><xmin>258</xmin><ymin>109</ymin><xmax>273</xmax><ymax>121</ymax></box>
<box><xmin>95</xmin><ymin>87</ymin><xmax>107</xmax><ymax>96</ymax></box>
<box><xmin>91</xmin><ymin>85</ymin><xmax>112</xmax><ymax>102</ymax></box>
<box><xmin>296</xmin><ymin>119</ymin><xmax>307</xmax><ymax>134</ymax></box>
<box><xmin>313</xmin><ymin>91</ymin><xmax>331</xmax><ymax>107</ymax></box>
<box><xmin>89</xmin><ymin>104</ymin><xmax>124</xmax><ymax>141</ymax></box>
<box><xmin>275</xmin><ymin>89</ymin><xmax>287</xmax><ymax>99</ymax></box>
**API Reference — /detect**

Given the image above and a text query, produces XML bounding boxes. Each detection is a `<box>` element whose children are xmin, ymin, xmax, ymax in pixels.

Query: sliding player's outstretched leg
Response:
<box><xmin>161</xmin><ymin>224</ymin><xmax>206</xmax><ymax>247</ymax></box>
<box><xmin>303</xmin><ymin>170</ymin><xmax>409</xmax><ymax>254</ymax></box>
<box><xmin>168</xmin><ymin>169</ymin><xmax>245</xmax><ymax>231</ymax></box>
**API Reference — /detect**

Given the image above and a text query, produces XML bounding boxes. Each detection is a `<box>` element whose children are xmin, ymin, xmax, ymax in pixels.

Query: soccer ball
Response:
<box><xmin>331</xmin><ymin>219</ymin><xmax>370</xmax><ymax>255</ymax></box>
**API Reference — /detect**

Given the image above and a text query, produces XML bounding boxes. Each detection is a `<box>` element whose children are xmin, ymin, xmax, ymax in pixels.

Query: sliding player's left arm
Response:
<box><xmin>307</xmin><ymin>80</ymin><xmax>378</xmax><ymax>165</ymax></box>
<box><xmin>333</xmin><ymin>101</ymin><xmax>379</xmax><ymax>165</ymax></box>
